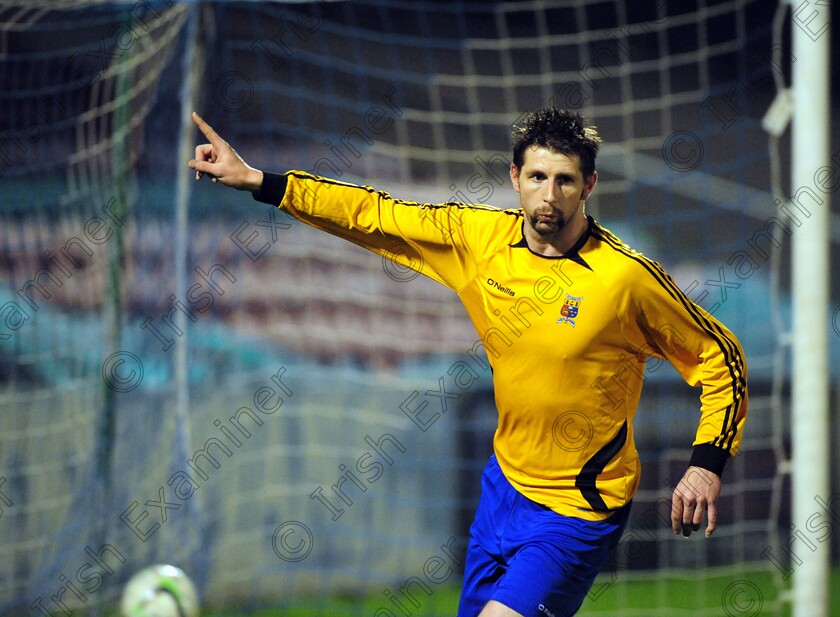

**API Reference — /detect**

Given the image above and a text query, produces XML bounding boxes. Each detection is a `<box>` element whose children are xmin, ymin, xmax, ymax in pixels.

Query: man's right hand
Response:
<box><xmin>188</xmin><ymin>112</ymin><xmax>264</xmax><ymax>193</ymax></box>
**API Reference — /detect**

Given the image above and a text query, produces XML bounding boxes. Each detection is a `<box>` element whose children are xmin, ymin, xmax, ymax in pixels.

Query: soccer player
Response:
<box><xmin>188</xmin><ymin>108</ymin><xmax>748</xmax><ymax>617</ymax></box>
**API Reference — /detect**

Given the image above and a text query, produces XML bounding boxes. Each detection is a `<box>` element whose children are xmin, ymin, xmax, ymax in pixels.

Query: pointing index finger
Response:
<box><xmin>192</xmin><ymin>112</ymin><xmax>223</xmax><ymax>147</ymax></box>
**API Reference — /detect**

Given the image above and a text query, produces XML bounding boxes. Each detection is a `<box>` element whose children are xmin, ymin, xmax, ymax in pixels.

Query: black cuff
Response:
<box><xmin>689</xmin><ymin>444</ymin><xmax>730</xmax><ymax>477</ymax></box>
<box><xmin>252</xmin><ymin>172</ymin><xmax>288</xmax><ymax>205</ymax></box>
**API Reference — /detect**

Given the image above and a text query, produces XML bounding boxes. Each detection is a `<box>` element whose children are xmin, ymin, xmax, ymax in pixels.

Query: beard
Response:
<box><xmin>529</xmin><ymin>210</ymin><xmax>568</xmax><ymax>236</ymax></box>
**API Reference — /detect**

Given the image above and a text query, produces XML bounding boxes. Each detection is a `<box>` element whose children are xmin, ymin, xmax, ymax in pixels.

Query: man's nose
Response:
<box><xmin>543</xmin><ymin>180</ymin><xmax>557</xmax><ymax>203</ymax></box>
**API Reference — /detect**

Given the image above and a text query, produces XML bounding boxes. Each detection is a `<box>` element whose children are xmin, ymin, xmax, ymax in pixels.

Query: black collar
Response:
<box><xmin>509</xmin><ymin>216</ymin><xmax>593</xmax><ymax>269</ymax></box>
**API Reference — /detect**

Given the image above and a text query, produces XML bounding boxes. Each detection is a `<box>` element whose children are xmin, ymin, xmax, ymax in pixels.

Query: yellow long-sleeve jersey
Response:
<box><xmin>255</xmin><ymin>170</ymin><xmax>748</xmax><ymax>521</ymax></box>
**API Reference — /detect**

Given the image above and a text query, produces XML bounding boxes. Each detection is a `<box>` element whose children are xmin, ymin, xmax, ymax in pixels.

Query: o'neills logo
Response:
<box><xmin>486</xmin><ymin>278</ymin><xmax>515</xmax><ymax>297</ymax></box>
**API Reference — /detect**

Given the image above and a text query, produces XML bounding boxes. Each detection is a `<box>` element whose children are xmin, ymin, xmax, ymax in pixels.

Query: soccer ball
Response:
<box><xmin>120</xmin><ymin>564</ymin><xmax>199</xmax><ymax>617</ymax></box>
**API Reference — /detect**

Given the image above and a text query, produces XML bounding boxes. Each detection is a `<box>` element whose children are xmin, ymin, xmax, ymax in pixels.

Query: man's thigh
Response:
<box><xmin>457</xmin><ymin>457</ymin><xmax>630</xmax><ymax>617</ymax></box>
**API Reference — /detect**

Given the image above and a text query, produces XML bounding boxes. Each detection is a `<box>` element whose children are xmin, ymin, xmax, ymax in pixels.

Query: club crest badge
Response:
<box><xmin>557</xmin><ymin>294</ymin><xmax>583</xmax><ymax>327</ymax></box>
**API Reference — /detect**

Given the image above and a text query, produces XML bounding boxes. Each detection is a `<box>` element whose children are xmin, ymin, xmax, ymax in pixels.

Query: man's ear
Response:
<box><xmin>580</xmin><ymin>170</ymin><xmax>597</xmax><ymax>201</ymax></box>
<box><xmin>510</xmin><ymin>163</ymin><xmax>521</xmax><ymax>192</ymax></box>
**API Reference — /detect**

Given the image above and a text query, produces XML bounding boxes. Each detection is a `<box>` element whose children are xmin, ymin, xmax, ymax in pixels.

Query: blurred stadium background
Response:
<box><xmin>0</xmin><ymin>1</ymin><xmax>838</xmax><ymax>616</ymax></box>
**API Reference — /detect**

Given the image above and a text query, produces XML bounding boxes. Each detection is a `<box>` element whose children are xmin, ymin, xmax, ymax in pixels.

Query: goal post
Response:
<box><xmin>790</xmin><ymin>2</ymin><xmax>831</xmax><ymax>616</ymax></box>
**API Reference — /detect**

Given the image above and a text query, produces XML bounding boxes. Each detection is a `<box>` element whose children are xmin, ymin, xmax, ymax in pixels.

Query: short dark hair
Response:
<box><xmin>511</xmin><ymin>108</ymin><xmax>601</xmax><ymax>179</ymax></box>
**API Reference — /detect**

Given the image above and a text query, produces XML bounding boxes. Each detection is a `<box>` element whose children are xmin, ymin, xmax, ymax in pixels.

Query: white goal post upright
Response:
<box><xmin>790</xmin><ymin>3</ymin><xmax>831</xmax><ymax>617</ymax></box>
<box><xmin>174</xmin><ymin>2</ymin><xmax>203</xmax><ymax>563</ymax></box>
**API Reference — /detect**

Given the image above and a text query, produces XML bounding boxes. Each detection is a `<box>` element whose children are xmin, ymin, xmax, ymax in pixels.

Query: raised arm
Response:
<box><xmin>186</xmin><ymin>113</ymin><xmax>503</xmax><ymax>292</ymax></box>
<box><xmin>188</xmin><ymin>112</ymin><xmax>264</xmax><ymax>192</ymax></box>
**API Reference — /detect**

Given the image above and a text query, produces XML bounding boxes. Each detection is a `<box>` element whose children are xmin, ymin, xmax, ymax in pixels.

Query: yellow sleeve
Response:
<box><xmin>629</xmin><ymin>258</ymin><xmax>749</xmax><ymax>475</ymax></box>
<box><xmin>278</xmin><ymin>171</ymin><xmax>482</xmax><ymax>291</ymax></box>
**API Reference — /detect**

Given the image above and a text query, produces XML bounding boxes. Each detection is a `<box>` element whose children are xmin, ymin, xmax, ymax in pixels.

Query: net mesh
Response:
<box><xmin>0</xmin><ymin>1</ymin><xmax>192</xmax><ymax>612</ymax></box>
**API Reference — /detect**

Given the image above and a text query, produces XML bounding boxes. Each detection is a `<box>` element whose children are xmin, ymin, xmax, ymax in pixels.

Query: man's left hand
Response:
<box><xmin>671</xmin><ymin>466</ymin><xmax>721</xmax><ymax>538</ymax></box>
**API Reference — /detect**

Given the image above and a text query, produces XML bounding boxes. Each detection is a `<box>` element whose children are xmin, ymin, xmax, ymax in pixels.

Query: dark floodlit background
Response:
<box><xmin>0</xmin><ymin>1</ymin><xmax>837</xmax><ymax>616</ymax></box>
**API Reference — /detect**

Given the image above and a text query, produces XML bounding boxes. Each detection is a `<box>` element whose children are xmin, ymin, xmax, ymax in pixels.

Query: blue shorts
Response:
<box><xmin>457</xmin><ymin>455</ymin><xmax>630</xmax><ymax>617</ymax></box>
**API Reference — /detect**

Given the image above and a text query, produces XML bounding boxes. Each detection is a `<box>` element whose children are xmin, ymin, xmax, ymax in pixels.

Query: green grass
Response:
<box><xmin>577</xmin><ymin>567</ymin><xmax>780</xmax><ymax>616</ymax></box>
<box><xmin>53</xmin><ymin>568</ymin><xmax>835</xmax><ymax>617</ymax></box>
<box><xmin>198</xmin><ymin>586</ymin><xmax>462</xmax><ymax>617</ymax></box>
<box><xmin>577</xmin><ymin>568</ymin><xmax>840</xmax><ymax>617</ymax></box>
<box><xmin>197</xmin><ymin>568</ymin><xmax>840</xmax><ymax>617</ymax></box>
